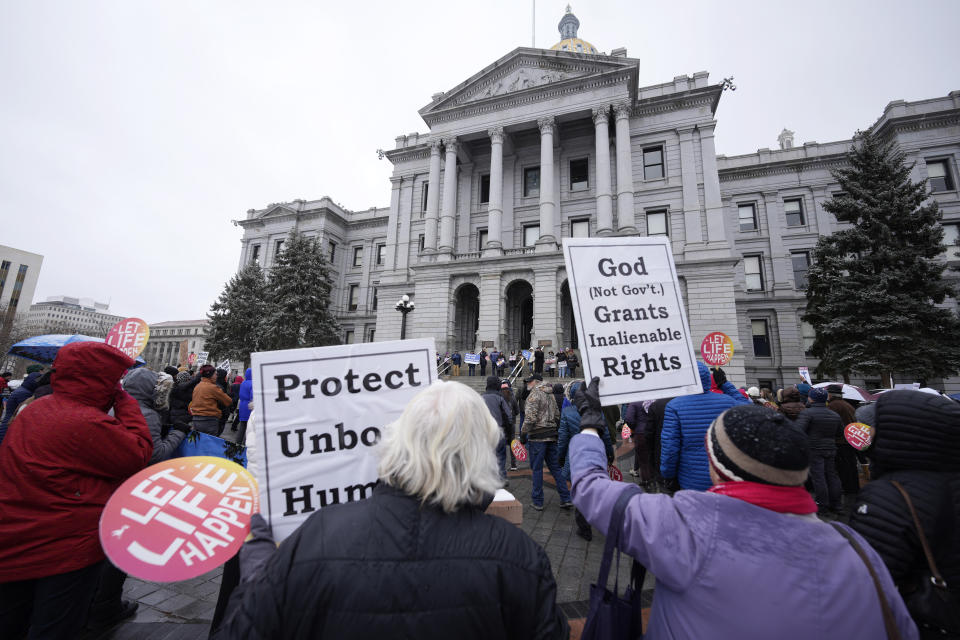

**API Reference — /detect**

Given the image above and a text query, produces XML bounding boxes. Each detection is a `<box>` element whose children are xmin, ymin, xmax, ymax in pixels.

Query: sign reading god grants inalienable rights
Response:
<box><xmin>251</xmin><ymin>339</ymin><xmax>436</xmax><ymax>542</ymax></box>
<box><xmin>562</xmin><ymin>237</ymin><xmax>702</xmax><ymax>404</ymax></box>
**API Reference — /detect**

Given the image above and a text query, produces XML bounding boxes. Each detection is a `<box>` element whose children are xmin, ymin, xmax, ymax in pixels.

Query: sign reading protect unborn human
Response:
<box><xmin>251</xmin><ymin>339</ymin><xmax>437</xmax><ymax>542</ymax></box>
<box><xmin>562</xmin><ymin>237</ymin><xmax>702</xmax><ymax>405</ymax></box>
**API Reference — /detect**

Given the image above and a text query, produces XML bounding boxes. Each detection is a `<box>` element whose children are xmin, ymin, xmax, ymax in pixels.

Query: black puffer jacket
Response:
<box><xmin>215</xmin><ymin>484</ymin><xmax>568</xmax><ymax>640</ymax></box>
<box><xmin>850</xmin><ymin>391</ymin><xmax>960</xmax><ymax>594</ymax></box>
<box><xmin>169</xmin><ymin>374</ymin><xmax>200</xmax><ymax>424</ymax></box>
<box><xmin>793</xmin><ymin>402</ymin><xmax>842</xmax><ymax>454</ymax></box>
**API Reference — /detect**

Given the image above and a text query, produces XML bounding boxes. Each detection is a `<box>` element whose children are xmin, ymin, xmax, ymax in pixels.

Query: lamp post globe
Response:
<box><xmin>396</xmin><ymin>295</ymin><xmax>414</xmax><ymax>340</ymax></box>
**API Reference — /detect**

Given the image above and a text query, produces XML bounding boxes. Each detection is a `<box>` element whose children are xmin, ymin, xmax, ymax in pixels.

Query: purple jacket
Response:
<box><xmin>570</xmin><ymin>433</ymin><xmax>918</xmax><ymax>640</ymax></box>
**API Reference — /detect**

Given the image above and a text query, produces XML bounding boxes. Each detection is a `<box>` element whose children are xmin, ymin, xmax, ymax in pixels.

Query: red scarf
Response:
<box><xmin>708</xmin><ymin>481</ymin><xmax>817</xmax><ymax>515</ymax></box>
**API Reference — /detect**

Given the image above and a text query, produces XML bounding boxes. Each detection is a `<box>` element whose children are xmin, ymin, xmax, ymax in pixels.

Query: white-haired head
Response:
<box><xmin>378</xmin><ymin>380</ymin><xmax>502</xmax><ymax>513</ymax></box>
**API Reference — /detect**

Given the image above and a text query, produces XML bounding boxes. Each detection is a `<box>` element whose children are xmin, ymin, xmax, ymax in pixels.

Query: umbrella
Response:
<box><xmin>949</xmin><ymin>393</ymin><xmax>960</xmax><ymax>402</ymax></box>
<box><xmin>8</xmin><ymin>334</ymin><xmax>147</xmax><ymax>368</ymax></box>
<box><xmin>875</xmin><ymin>387</ymin><xmax>943</xmax><ymax>397</ymax></box>
<box><xmin>811</xmin><ymin>382</ymin><xmax>876</xmax><ymax>402</ymax></box>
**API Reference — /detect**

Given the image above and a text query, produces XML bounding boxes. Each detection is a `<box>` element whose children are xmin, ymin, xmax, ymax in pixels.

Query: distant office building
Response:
<box><xmin>26</xmin><ymin>296</ymin><xmax>123</xmax><ymax>336</ymax></box>
<box><xmin>0</xmin><ymin>246</ymin><xmax>43</xmax><ymax>315</ymax></box>
<box><xmin>145</xmin><ymin>320</ymin><xmax>210</xmax><ymax>370</ymax></box>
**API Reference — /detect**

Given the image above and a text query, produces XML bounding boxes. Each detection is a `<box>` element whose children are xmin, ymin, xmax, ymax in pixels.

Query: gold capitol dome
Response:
<box><xmin>550</xmin><ymin>5</ymin><xmax>599</xmax><ymax>54</ymax></box>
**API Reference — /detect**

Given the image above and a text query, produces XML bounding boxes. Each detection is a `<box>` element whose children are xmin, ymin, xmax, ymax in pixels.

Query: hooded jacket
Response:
<box><xmin>849</xmin><ymin>391</ymin><xmax>960</xmax><ymax>600</ymax></box>
<box><xmin>0</xmin><ymin>342</ymin><xmax>153</xmax><ymax>581</ymax></box>
<box><xmin>238</xmin><ymin>368</ymin><xmax>254</xmax><ymax>421</ymax></box>
<box><xmin>660</xmin><ymin>362</ymin><xmax>751</xmax><ymax>490</ymax></box>
<box><xmin>170</xmin><ymin>371</ymin><xmax>201</xmax><ymax>425</ymax></box>
<box><xmin>793</xmin><ymin>401</ymin><xmax>843</xmax><ymax>455</ymax></box>
<box><xmin>778</xmin><ymin>387</ymin><xmax>807</xmax><ymax>422</ymax></box>
<box><xmin>124</xmin><ymin>367</ymin><xmax>185</xmax><ymax>464</ymax></box>
<box><xmin>0</xmin><ymin>371</ymin><xmax>42</xmax><ymax>443</ymax></box>
<box><xmin>480</xmin><ymin>376</ymin><xmax>513</xmax><ymax>435</ymax></box>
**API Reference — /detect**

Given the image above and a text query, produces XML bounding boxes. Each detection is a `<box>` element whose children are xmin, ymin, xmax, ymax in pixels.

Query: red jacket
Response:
<box><xmin>0</xmin><ymin>342</ymin><xmax>153</xmax><ymax>581</ymax></box>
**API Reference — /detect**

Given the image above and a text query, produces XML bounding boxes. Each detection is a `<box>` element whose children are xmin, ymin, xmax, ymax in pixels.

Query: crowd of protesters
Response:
<box><xmin>0</xmin><ymin>341</ymin><xmax>957</xmax><ymax>639</ymax></box>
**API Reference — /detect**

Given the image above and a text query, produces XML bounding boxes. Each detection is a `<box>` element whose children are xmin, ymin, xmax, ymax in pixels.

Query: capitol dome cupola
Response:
<box><xmin>550</xmin><ymin>5</ymin><xmax>598</xmax><ymax>55</ymax></box>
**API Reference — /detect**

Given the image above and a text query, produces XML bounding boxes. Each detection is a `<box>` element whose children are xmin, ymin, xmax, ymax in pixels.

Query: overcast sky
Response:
<box><xmin>2</xmin><ymin>0</ymin><xmax>958</xmax><ymax>323</ymax></box>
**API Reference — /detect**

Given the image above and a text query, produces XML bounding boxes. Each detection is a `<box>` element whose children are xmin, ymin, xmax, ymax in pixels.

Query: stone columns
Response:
<box><xmin>613</xmin><ymin>103</ymin><xmax>636</xmax><ymax>235</ymax></box>
<box><xmin>593</xmin><ymin>106</ymin><xmax>614</xmax><ymax>236</ymax></box>
<box><xmin>536</xmin><ymin>116</ymin><xmax>558</xmax><ymax>252</ymax></box>
<box><xmin>699</xmin><ymin>125</ymin><xmax>727</xmax><ymax>243</ymax></box>
<box><xmin>477</xmin><ymin>273</ymin><xmax>502</xmax><ymax>349</ymax></box>
<box><xmin>484</xmin><ymin>126</ymin><xmax>504</xmax><ymax>256</ymax></box>
<box><xmin>437</xmin><ymin>137</ymin><xmax>458</xmax><ymax>258</ymax></box>
<box><xmin>679</xmin><ymin>126</ymin><xmax>703</xmax><ymax>245</ymax></box>
<box><xmin>384</xmin><ymin>176</ymin><xmax>402</xmax><ymax>270</ymax></box>
<box><xmin>424</xmin><ymin>139</ymin><xmax>442</xmax><ymax>253</ymax></box>
<box><xmin>532</xmin><ymin>267</ymin><xmax>558</xmax><ymax>349</ymax></box>
<box><xmin>762</xmin><ymin>191</ymin><xmax>793</xmax><ymax>288</ymax></box>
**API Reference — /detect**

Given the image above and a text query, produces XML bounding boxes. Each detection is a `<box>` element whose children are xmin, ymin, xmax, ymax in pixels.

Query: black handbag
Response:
<box><xmin>582</xmin><ymin>484</ymin><xmax>645</xmax><ymax>640</ymax></box>
<box><xmin>891</xmin><ymin>481</ymin><xmax>960</xmax><ymax>638</ymax></box>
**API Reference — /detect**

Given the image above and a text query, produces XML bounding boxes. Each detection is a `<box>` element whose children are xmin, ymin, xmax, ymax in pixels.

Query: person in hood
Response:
<box><xmin>481</xmin><ymin>376</ymin><xmax>514</xmax><ymax>481</ymax></box>
<box><xmin>124</xmin><ymin>368</ymin><xmax>191</xmax><ymax>464</ymax></box>
<box><xmin>660</xmin><ymin>364</ymin><xmax>751</xmax><ymax>491</ymax></box>
<box><xmin>0</xmin><ymin>342</ymin><xmax>152</xmax><ymax>639</ymax></box>
<box><xmin>849</xmin><ymin>390</ymin><xmax>960</xmax><ymax>637</ymax></box>
<box><xmin>229</xmin><ymin>374</ymin><xmax>245</xmax><ymax>431</ymax></box>
<box><xmin>237</xmin><ymin>368</ymin><xmax>254</xmax><ymax>444</ymax></box>
<box><xmin>170</xmin><ymin>369</ymin><xmax>200</xmax><ymax>427</ymax></box>
<box><xmin>214</xmin><ymin>381</ymin><xmax>567</xmax><ymax>640</ymax></box>
<box><xmin>0</xmin><ymin>371</ymin><xmax>42</xmax><ymax>444</ymax></box>
<box><xmin>190</xmin><ymin>364</ymin><xmax>233</xmax><ymax>435</ymax></box>
<box><xmin>777</xmin><ymin>385</ymin><xmax>807</xmax><ymax>422</ymax></box>
<box><xmin>567</xmin><ymin>381</ymin><xmax>917</xmax><ymax>640</ymax></box>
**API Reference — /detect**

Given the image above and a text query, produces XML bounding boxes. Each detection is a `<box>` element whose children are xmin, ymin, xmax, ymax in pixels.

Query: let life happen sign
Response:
<box><xmin>252</xmin><ymin>339</ymin><xmax>437</xmax><ymax>542</ymax></box>
<box><xmin>562</xmin><ymin>237</ymin><xmax>701</xmax><ymax>404</ymax></box>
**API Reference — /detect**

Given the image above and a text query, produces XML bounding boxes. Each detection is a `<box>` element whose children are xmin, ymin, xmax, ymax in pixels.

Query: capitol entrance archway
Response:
<box><xmin>560</xmin><ymin>280</ymin><xmax>578</xmax><ymax>350</ymax></box>
<box><xmin>504</xmin><ymin>280</ymin><xmax>533</xmax><ymax>350</ymax></box>
<box><xmin>452</xmin><ymin>284</ymin><xmax>479</xmax><ymax>352</ymax></box>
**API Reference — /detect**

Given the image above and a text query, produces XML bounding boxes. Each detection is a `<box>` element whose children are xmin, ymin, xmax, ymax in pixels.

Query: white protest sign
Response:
<box><xmin>798</xmin><ymin>366</ymin><xmax>812</xmax><ymax>385</ymax></box>
<box><xmin>562</xmin><ymin>237</ymin><xmax>701</xmax><ymax>404</ymax></box>
<box><xmin>251</xmin><ymin>338</ymin><xmax>437</xmax><ymax>542</ymax></box>
<box><xmin>217</xmin><ymin>358</ymin><xmax>231</xmax><ymax>372</ymax></box>
<box><xmin>463</xmin><ymin>353</ymin><xmax>481</xmax><ymax>365</ymax></box>
<box><xmin>196</xmin><ymin>351</ymin><xmax>209</xmax><ymax>366</ymax></box>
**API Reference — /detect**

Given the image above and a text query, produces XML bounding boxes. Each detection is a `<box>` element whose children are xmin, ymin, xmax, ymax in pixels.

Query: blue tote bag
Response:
<box><xmin>174</xmin><ymin>430</ymin><xmax>248</xmax><ymax>468</ymax></box>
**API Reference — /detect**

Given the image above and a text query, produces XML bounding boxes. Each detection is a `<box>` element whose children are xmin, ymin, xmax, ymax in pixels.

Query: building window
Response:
<box><xmin>643</xmin><ymin>146</ymin><xmax>664</xmax><ymax>180</ymax></box>
<box><xmin>784</xmin><ymin>198</ymin><xmax>805</xmax><ymax>227</ymax></box>
<box><xmin>421</xmin><ymin>183</ymin><xmax>429</xmax><ymax>212</ymax></box>
<box><xmin>8</xmin><ymin>265</ymin><xmax>28</xmax><ymax>309</ymax></box>
<box><xmin>801</xmin><ymin>321</ymin><xmax>816</xmax><ymax>356</ymax></box>
<box><xmin>348</xmin><ymin>285</ymin><xmax>359</xmax><ymax>311</ymax></box>
<box><xmin>372</xmin><ymin>287</ymin><xmax>378</xmax><ymax>311</ymax></box>
<box><xmin>479</xmin><ymin>174</ymin><xmax>490</xmax><ymax>204</ymax></box>
<box><xmin>274</xmin><ymin>239</ymin><xmax>284</xmax><ymax>258</ymax></box>
<box><xmin>344</xmin><ymin>330</ymin><xmax>354</xmax><ymax>344</ymax></box>
<box><xmin>646</xmin><ymin>210</ymin><xmax>668</xmax><ymax>236</ymax></box>
<box><xmin>524</xmin><ymin>166</ymin><xmax>541</xmax><ymax>198</ymax></box>
<box><xmin>570</xmin><ymin>219</ymin><xmax>590</xmax><ymax>238</ymax></box>
<box><xmin>0</xmin><ymin>260</ymin><xmax>9</xmax><ymax>299</ymax></box>
<box><xmin>478</xmin><ymin>228</ymin><xmax>488</xmax><ymax>250</ymax></box>
<box><xmin>792</xmin><ymin>251</ymin><xmax>810</xmax><ymax>289</ymax></box>
<box><xmin>758</xmin><ymin>379</ymin><xmax>777</xmax><ymax>392</ymax></box>
<box><xmin>352</xmin><ymin>246</ymin><xmax>363</xmax><ymax>268</ymax></box>
<box><xmin>752</xmin><ymin>319</ymin><xmax>771</xmax><ymax>357</ymax></box>
<box><xmin>376</xmin><ymin>243</ymin><xmax>386</xmax><ymax>266</ymax></box>
<box><xmin>570</xmin><ymin>158</ymin><xmax>589</xmax><ymax>191</ymax></box>
<box><xmin>249</xmin><ymin>245</ymin><xmax>261</xmax><ymax>265</ymax></box>
<box><xmin>523</xmin><ymin>224</ymin><xmax>540</xmax><ymax>247</ymax></box>
<box><xmin>368</xmin><ymin>328</ymin><xmax>376</xmax><ymax>342</ymax></box>
<box><xmin>942</xmin><ymin>224</ymin><xmax>959</xmax><ymax>259</ymax></box>
<box><xmin>744</xmin><ymin>255</ymin><xmax>764</xmax><ymax>291</ymax></box>
<box><xmin>418</xmin><ymin>234</ymin><xmax>425</xmax><ymax>253</ymax></box>
<box><xmin>927</xmin><ymin>159</ymin><xmax>955</xmax><ymax>193</ymax></box>
<box><xmin>738</xmin><ymin>203</ymin><xmax>757</xmax><ymax>231</ymax></box>
<box><xmin>328</xmin><ymin>241</ymin><xmax>337</xmax><ymax>263</ymax></box>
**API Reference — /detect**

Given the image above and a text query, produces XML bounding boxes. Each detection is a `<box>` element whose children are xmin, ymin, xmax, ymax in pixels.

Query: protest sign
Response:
<box><xmin>510</xmin><ymin>439</ymin><xmax>527</xmax><ymax>462</ymax></box>
<box><xmin>251</xmin><ymin>339</ymin><xmax>436</xmax><ymax>542</ymax></box>
<box><xmin>621</xmin><ymin>423</ymin><xmax>632</xmax><ymax>440</ymax></box>
<box><xmin>106</xmin><ymin>318</ymin><xmax>150</xmax><ymax>359</ymax></box>
<box><xmin>521</xmin><ymin>349</ymin><xmax>532</xmax><ymax>361</ymax></box>
<box><xmin>217</xmin><ymin>358</ymin><xmax>231</xmax><ymax>372</ymax></box>
<box><xmin>700</xmin><ymin>332</ymin><xmax>733</xmax><ymax>367</ymax></box>
<box><xmin>99</xmin><ymin>457</ymin><xmax>257</xmax><ymax>582</ymax></box>
<box><xmin>798</xmin><ymin>366</ymin><xmax>812</xmax><ymax>385</ymax></box>
<box><xmin>607</xmin><ymin>464</ymin><xmax>623</xmax><ymax>482</ymax></box>
<box><xmin>844</xmin><ymin>422</ymin><xmax>875</xmax><ymax>450</ymax></box>
<box><xmin>562</xmin><ymin>237</ymin><xmax>701</xmax><ymax>404</ymax></box>
<box><xmin>196</xmin><ymin>352</ymin><xmax>209</xmax><ymax>366</ymax></box>
<box><xmin>188</xmin><ymin>352</ymin><xmax>197</xmax><ymax>365</ymax></box>
<box><xmin>463</xmin><ymin>353</ymin><xmax>481</xmax><ymax>365</ymax></box>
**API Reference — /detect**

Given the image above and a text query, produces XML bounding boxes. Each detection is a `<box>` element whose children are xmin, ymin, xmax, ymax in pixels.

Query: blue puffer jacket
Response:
<box><xmin>238</xmin><ymin>367</ymin><xmax>254</xmax><ymax>421</ymax></box>
<box><xmin>660</xmin><ymin>363</ymin><xmax>751</xmax><ymax>490</ymax></box>
<box><xmin>557</xmin><ymin>382</ymin><xmax>614</xmax><ymax>476</ymax></box>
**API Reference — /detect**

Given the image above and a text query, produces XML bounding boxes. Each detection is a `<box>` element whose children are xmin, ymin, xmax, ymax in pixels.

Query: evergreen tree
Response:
<box><xmin>804</xmin><ymin>130</ymin><xmax>960</xmax><ymax>386</ymax></box>
<box><xmin>206</xmin><ymin>263</ymin><xmax>271</xmax><ymax>364</ymax></box>
<box><xmin>265</xmin><ymin>231</ymin><xmax>341</xmax><ymax>350</ymax></box>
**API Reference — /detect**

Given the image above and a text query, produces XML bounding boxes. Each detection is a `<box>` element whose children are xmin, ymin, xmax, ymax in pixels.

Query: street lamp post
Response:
<box><xmin>395</xmin><ymin>294</ymin><xmax>415</xmax><ymax>340</ymax></box>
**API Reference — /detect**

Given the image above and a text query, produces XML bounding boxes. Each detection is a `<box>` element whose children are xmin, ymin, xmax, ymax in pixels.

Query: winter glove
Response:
<box><xmin>239</xmin><ymin>514</ymin><xmax>277</xmax><ymax>584</ymax></box>
<box><xmin>663</xmin><ymin>477</ymin><xmax>681</xmax><ymax>494</ymax></box>
<box><xmin>172</xmin><ymin>421</ymin><xmax>192</xmax><ymax>434</ymax></box>
<box><xmin>711</xmin><ymin>367</ymin><xmax>727</xmax><ymax>387</ymax></box>
<box><xmin>573</xmin><ymin>377</ymin><xmax>606</xmax><ymax>436</ymax></box>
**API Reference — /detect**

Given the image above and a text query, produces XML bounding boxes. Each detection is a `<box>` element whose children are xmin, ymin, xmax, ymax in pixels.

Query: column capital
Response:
<box><xmin>442</xmin><ymin>136</ymin><xmax>458</xmax><ymax>153</ymax></box>
<box><xmin>761</xmin><ymin>190</ymin><xmax>780</xmax><ymax>201</ymax></box>
<box><xmin>591</xmin><ymin>106</ymin><xmax>610</xmax><ymax>125</ymax></box>
<box><xmin>698</xmin><ymin>121</ymin><xmax>718</xmax><ymax>138</ymax></box>
<box><xmin>537</xmin><ymin>116</ymin><xmax>556</xmax><ymax>134</ymax></box>
<box><xmin>487</xmin><ymin>126</ymin><xmax>504</xmax><ymax>144</ymax></box>
<box><xmin>428</xmin><ymin>138</ymin><xmax>443</xmax><ymax>153</ymax></box>
<box><xmin>677</xmin><ymin>125</ymin><xmax>697</xmax><ymax>138</ymax></box>
<box><xmin>613</xmin><ymin>102</ymin><xmax>632</xmax><ymax>120</ymax></box>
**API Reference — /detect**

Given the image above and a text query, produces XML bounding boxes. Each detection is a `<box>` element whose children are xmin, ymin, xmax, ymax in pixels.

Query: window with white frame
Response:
<box><xmin>478</xmin><ymin>228</ymin><xmax>488</xmax><ymax>250</ymax></box>
<box><xmin>800</xmin><ymin>321</ymin><xmax>816</xmax><ymax>356</ymax></box>
<box><xmin>570</xmin><ymin>219</ymin><xmax>590</xmax><ymax>238</ymax></box>
<box><xmin>942</xmin><ymin>223</ymin><xmax>960</xmax><ymax>259</ymax></box>
<box><xmin>348</xmin><ymin>285</ymin><xmax>359</xmax><ymax>311</ymax></box>
<box><xmin>421</xmin><ymin>183</ymin><xmax>429</xmax><ymax>213</ymax></box>
<box><xmin>352</xmin><ymin>246</ymin><xmax>363</xmax><ymax>268</ymax></box>
<box><xmin>752</xmin><ymin>319</ymin><xmax>771</xmax><ymax>357</ymax></box>
<box><xmin>344</xmin><ymin>330</ymin><xmax>354</xmax><ymax>344</ymax></box>
<box><xmin>646</xmin><ymin>210</ymin><xmax>668</xmax><ymax>236</ymax></box>
<box><xmin>569</xmin><ymin>158</ymin><xmax>589</xmax><ymax>191</ymax></box>
<box><xmin>643</xmin><ymin>146</ymin><xmax>664</xmax><ymax>180</ymax></box>
<box><xmin>523</xmin><ymin>224</ymin><xmax>540</xmax><ymax>247</ymax></box>
<box><xmin>784</xmin><ymin>198</ymin><xmax>805</xmax><ymax>227</ymax></box>
<box><xmin>927</xmin><ymin>159</ymin><xmax>955</xmax><ymax>193</ymax></box>
<box><xmin>376</xmin><ymin>244</ymin><xmax>386</xmax><ymax>266</ymax></box>
<box><xmin>479</xmin><ymin>174</ymin><xmax>490</xmax><ymax>204</ymax></box>
<box><xmin>249</xmin><ymin>245</ymin><xmax>261</xmax><ymax>265</ymax></box>
<box><xmin>791</xmin><ymin>251</ymin><xmax>810</xmax><ymax>289</ymax></box>
<box><xmin>524</xmin><ymin>167</ymin><xmax>541</xmax><ymax>198</ymax></box>
<box><xmin>738</xmin><ymin>203</ymin><xmax>757</xmax><ymax>231</ymax></box>
<box><xmin>744</xmin><ymin>255</ymin><xmax>764</xmax><ymax>291</ymax></box>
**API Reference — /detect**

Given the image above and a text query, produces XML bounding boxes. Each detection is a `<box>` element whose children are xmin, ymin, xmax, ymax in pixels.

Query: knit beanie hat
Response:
<box><xmin>796</xmin><ymin>383</ymin><xmax>811</xmax><ymax>399</ymax></box>
<box><xmin>808</xmin><ymin>387</ymin><xmax>828</xmax><ymax>404</ymax></box>
<box><xmin>176</xmin><ymin>371</ymin><xmax>192</xmax><ymax>385</ymax></box>
<box><xmin>706</xmin><ymin>405</ymin><xmax>809</xmax><ymax>486</ymax></box>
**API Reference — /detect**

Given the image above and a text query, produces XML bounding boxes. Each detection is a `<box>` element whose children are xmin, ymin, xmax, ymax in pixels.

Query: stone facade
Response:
<box><xmin>26</xmin><ymin>296</ymin><xmax>122</xmax><ymax>336</ymax></box>
<box><xmin>234</xmin><ymin>11</ymin><xmax>960</xmax><ymax>392</ymax></box>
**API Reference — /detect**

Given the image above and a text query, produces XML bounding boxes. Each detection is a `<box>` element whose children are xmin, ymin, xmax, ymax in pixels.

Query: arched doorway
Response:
<box><xmin>504</xmin><ymin>280</ymin><xmax>533</xmax><ymax>350</ymax></box>
<box><xmin>453</xmin><ymin>284</ymin><xmax>479</xmax><ymax>351</ymax></box>
<box><xmin>560</xmin><ymin>280</ymin><xmax>578</xmax><ymax>350</ymax></box>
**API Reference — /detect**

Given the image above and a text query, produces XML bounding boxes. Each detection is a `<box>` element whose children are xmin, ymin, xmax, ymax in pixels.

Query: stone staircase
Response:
<box><xmin>439</xmin><ymin>372</ymin><xmax>575</xmax><ymax>394</ymax></box>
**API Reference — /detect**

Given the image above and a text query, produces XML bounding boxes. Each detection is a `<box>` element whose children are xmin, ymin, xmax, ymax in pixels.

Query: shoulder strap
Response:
<box><xmin>830</xmin><ymin>523</ymin><xmax>903</xmax><ymax>640</ymax></box>
<box><xmin>890</xmin><ymin>480</ymin><xmax>947</xmax><ymax>588</ymax></box>
<box><xmin>596</xmin><ymin>485</ymin><xmax>642</xmax><ymax>589</ymax></box>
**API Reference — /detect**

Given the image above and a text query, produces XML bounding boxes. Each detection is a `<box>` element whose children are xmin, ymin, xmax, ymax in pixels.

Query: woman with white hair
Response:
<box><xmin>214</xmin><ymin>380</ymin><xmax>568</xmax><ymax>640</ymax></box>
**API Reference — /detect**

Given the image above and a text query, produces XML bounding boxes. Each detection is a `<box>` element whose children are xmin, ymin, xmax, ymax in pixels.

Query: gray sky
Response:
<box><xmin>2</xmin><ymin>0</ymin><xmax>958</xmax><ymax>323</ymax></box>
